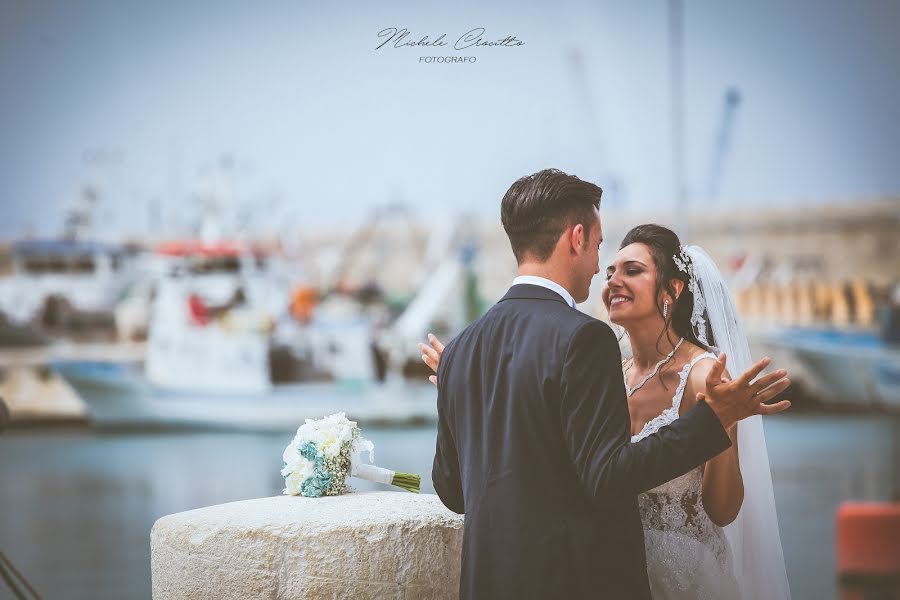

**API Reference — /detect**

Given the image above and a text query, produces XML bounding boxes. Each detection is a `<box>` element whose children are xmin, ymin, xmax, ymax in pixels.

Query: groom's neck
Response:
<box><xmin>516</xmin><ymin>261</ymin><xmax>575</xmax><ymax>296</ymax></box>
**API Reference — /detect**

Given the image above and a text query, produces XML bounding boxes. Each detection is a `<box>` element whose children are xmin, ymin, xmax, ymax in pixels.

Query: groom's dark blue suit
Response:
<box><xmin>433</xmin><ymin>284</ymin><xmax>732</xmax><ymax>599</ymax></box>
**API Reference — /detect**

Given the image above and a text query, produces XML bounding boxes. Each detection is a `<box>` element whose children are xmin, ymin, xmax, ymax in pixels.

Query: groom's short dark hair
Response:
<box><xmin>501</xmin><ymin>168</ymin><xmax>603</xmax><ymax>263</ymax></box>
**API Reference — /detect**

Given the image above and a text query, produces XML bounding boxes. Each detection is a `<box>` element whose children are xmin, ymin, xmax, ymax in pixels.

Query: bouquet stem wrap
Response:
<box><xmin>352</xmin><ymin>463</ymin><xmax>421</xmax><ymax>493</ymax></box>
<box><xmin>351</xmin><ymin>463</ymin><xmax>394</xmax><ymax>485</ymax></box>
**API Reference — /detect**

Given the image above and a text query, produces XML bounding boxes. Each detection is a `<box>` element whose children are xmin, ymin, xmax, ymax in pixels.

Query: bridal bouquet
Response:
<box><xmin>281</xmin><ymin>412</ymin><xmax>420</xmax><ymax>497</ymax></box>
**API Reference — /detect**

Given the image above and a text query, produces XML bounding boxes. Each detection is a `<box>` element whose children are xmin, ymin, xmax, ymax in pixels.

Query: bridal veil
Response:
<box><xmin>683</xmin><ymin>245</ymin><xmax>792</xmax><ymax>600</ymax></box>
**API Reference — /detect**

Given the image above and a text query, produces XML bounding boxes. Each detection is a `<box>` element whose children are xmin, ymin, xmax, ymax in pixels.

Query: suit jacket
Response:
<box><xmin>433</xmin><ymin>284</ymin><xmax>732</xmax><ymax>599</ymax></box>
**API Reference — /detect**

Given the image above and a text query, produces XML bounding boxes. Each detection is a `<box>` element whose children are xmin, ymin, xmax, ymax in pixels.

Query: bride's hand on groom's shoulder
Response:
<box><xmin>419</xmin><ymin>333</ymin><xmax>445</xmax><ymax>385</ymax></box>
<box><xmin>696</xmin><ymin>353</ymin><xmax>792</xmax><ymax>430</ymax></box>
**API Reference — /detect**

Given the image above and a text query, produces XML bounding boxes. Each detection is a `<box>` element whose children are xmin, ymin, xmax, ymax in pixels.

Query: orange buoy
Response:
<box><xmin>836</xmin><ymin>501</ymin><xmax>900</xmax><ymax>600</ymax></box>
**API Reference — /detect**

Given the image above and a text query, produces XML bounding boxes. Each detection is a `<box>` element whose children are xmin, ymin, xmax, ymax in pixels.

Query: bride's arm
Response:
<box><xmin>684</xmin><ymin>361</ymin><xmax>744</xmax><ymax>527</ymax></box>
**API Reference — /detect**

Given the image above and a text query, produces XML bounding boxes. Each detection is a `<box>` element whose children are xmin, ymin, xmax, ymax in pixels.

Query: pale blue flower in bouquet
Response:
<box><xmin>281</xmin><ymin>412</ymin><xmax>420</xmax><ymax>497</ymax></box>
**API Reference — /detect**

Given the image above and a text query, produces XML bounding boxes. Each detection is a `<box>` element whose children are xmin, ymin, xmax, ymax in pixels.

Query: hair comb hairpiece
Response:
<box><xmin>672</xmin><ymin>248</ymin><xmax>692</xmax><ymax>278</ymax></box>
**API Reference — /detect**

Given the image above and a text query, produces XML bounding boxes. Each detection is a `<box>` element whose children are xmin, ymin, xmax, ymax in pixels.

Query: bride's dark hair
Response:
<box><xmin>619</xmin><ymin>224</ymin><xmax>714</xmax><ymax>368</ymax></box>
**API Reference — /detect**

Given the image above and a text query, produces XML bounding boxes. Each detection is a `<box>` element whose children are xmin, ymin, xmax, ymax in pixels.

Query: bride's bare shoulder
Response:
<box><xmin>683</xmin><ymin>345</ymin><xmax>732</xmax><ymax>398</ymax></box>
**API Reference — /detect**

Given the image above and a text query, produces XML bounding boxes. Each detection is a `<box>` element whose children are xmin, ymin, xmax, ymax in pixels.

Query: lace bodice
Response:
<box><xmin>629</xmin><ymin>352</ymin><xmax>739</xmax><ymax>599</ymax></box>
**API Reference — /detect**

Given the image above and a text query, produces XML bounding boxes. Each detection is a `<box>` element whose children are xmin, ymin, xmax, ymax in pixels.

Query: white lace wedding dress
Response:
<box><xmin>629</xmin><ymin>352</ymin><xmax>740</xmax><ymax>600</ymax></box>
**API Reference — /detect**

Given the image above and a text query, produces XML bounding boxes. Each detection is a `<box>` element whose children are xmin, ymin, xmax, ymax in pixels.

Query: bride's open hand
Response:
<box><xmin>418</xmin><ymin>333</ymin><xmax>444</xmax><ymax>385</ymax></box>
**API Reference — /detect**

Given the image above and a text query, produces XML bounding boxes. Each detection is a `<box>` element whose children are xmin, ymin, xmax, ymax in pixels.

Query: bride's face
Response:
<box><xmin>602</xmin><ymin>243</ymin><xmax>661</xmax><ymax>325</ymax></box>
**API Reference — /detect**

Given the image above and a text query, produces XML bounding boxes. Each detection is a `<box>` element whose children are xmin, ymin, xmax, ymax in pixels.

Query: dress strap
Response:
<box><xmin>671</xmin><ymin>352</ymin><xmax>718</xmax><ymax>414</ymax></box>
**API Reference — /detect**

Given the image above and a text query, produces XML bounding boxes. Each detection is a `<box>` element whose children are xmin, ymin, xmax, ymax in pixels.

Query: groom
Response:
<box><xmin>432</xmin><ymin>168</ymin><xmax>790</xmax><ymax>599</ymax></box>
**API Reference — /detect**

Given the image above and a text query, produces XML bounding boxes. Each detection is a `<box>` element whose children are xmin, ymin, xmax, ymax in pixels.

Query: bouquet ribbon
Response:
<box><xmin>351</xmin><ymin>463</ymin><xmax>396</xmax><ymax>485</ymax></box>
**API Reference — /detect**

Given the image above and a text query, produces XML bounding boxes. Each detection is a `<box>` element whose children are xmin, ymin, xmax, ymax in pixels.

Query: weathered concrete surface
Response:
<box><xmin>151</xmin><ymin>492</ymin><xmax>464</xmax><ymax>599</ymax></box>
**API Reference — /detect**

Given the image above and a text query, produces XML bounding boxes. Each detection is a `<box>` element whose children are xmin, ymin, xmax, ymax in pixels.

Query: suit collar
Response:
<box><xmin>498</xmin><ymin>283</ymin><xmax>573</xmax><ymax>306</ymax></box>
<box><xmin>511</xmin><ymin>275</ymin><xmax>577</xmax><ymax>307</ymax></box>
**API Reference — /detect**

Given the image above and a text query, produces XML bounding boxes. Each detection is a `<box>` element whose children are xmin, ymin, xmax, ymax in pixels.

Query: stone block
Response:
<box><xmin>151</xmin><ymin>492</ymin><xmax>464</xmax><ymax>599</ymax></box>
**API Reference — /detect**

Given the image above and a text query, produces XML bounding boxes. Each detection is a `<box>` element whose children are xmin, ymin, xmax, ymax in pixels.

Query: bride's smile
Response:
<box><xmin>602</xmin><ymin>243</ymin><xmax>667</xmax><ymax>325</ymax></box>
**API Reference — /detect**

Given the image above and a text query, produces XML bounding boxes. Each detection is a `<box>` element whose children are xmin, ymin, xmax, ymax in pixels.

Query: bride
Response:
<box><xmin>420</xmin><ymin>223</ymin><xmax>791</xmax><ymax>599</ymax></box>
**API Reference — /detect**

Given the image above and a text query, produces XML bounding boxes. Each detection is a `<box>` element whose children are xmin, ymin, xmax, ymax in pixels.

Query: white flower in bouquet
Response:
<box><xmin>281</xmin><ymin>412</ymin><xmax>420</xmax><ymax>497</ymax></box>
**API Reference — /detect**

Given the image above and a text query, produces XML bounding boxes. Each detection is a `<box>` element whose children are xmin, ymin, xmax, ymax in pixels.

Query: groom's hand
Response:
<box><xmin>697</xmin><ymin>353</ymin><xmax>791</xmax><ymax>431</ymax></box>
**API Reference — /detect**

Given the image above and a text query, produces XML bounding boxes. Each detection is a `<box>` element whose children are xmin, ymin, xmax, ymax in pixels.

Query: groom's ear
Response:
<box><xmin>569</xmin><ymin>223</ymin><xmax>585</xmax><ymax>253</ymax></box>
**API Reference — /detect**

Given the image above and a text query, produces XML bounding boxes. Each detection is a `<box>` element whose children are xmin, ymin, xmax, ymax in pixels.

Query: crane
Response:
<box><xmin>705</xmin><ymin>87</ymin><xmax>742</xmax><ymax>203</ymax></box>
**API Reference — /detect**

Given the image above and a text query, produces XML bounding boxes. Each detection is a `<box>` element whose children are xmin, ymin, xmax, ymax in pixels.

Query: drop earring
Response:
<box><xmin>663</xmin><ymin>299</ymin><xmax>669</xmax><ymax>318</ymax></box>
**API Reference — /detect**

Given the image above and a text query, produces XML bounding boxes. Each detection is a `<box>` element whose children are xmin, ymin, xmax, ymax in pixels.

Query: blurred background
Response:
<box><xmin>1</xmin><ymin>0</ymin><xmax>899</xmax><ymax>598</ymax></box>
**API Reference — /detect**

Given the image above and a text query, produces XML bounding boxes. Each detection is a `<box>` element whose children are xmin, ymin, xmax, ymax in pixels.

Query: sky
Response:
<box><xmin>1</xmin><ymin>0</ymin><xmax>899</xmax><ymax>239</ymax></box>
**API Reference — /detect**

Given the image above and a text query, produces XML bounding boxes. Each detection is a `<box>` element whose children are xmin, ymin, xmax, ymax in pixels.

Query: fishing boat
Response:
<box><xmin>762</xmin><ymin>326</ymin><xmax>900</xmax><ymax>410</ymax></box>
<box><xmin>0</xmin><ymin>239</ymin><xmax>132</xmax><ymax>340</ymax></box>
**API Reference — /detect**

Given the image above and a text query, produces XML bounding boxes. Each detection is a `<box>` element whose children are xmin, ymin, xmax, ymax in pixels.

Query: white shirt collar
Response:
<box><xmin>512</xmin><ymin>275</ymin><xmax>577</xmax><ymax>308</ymax></box>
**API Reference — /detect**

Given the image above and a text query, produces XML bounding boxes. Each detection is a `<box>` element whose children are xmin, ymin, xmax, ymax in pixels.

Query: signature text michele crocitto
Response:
<box><xmin>375</xmin><ymin>27</ymin><xmax>524</xmax><ymax>51</ymax></box>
